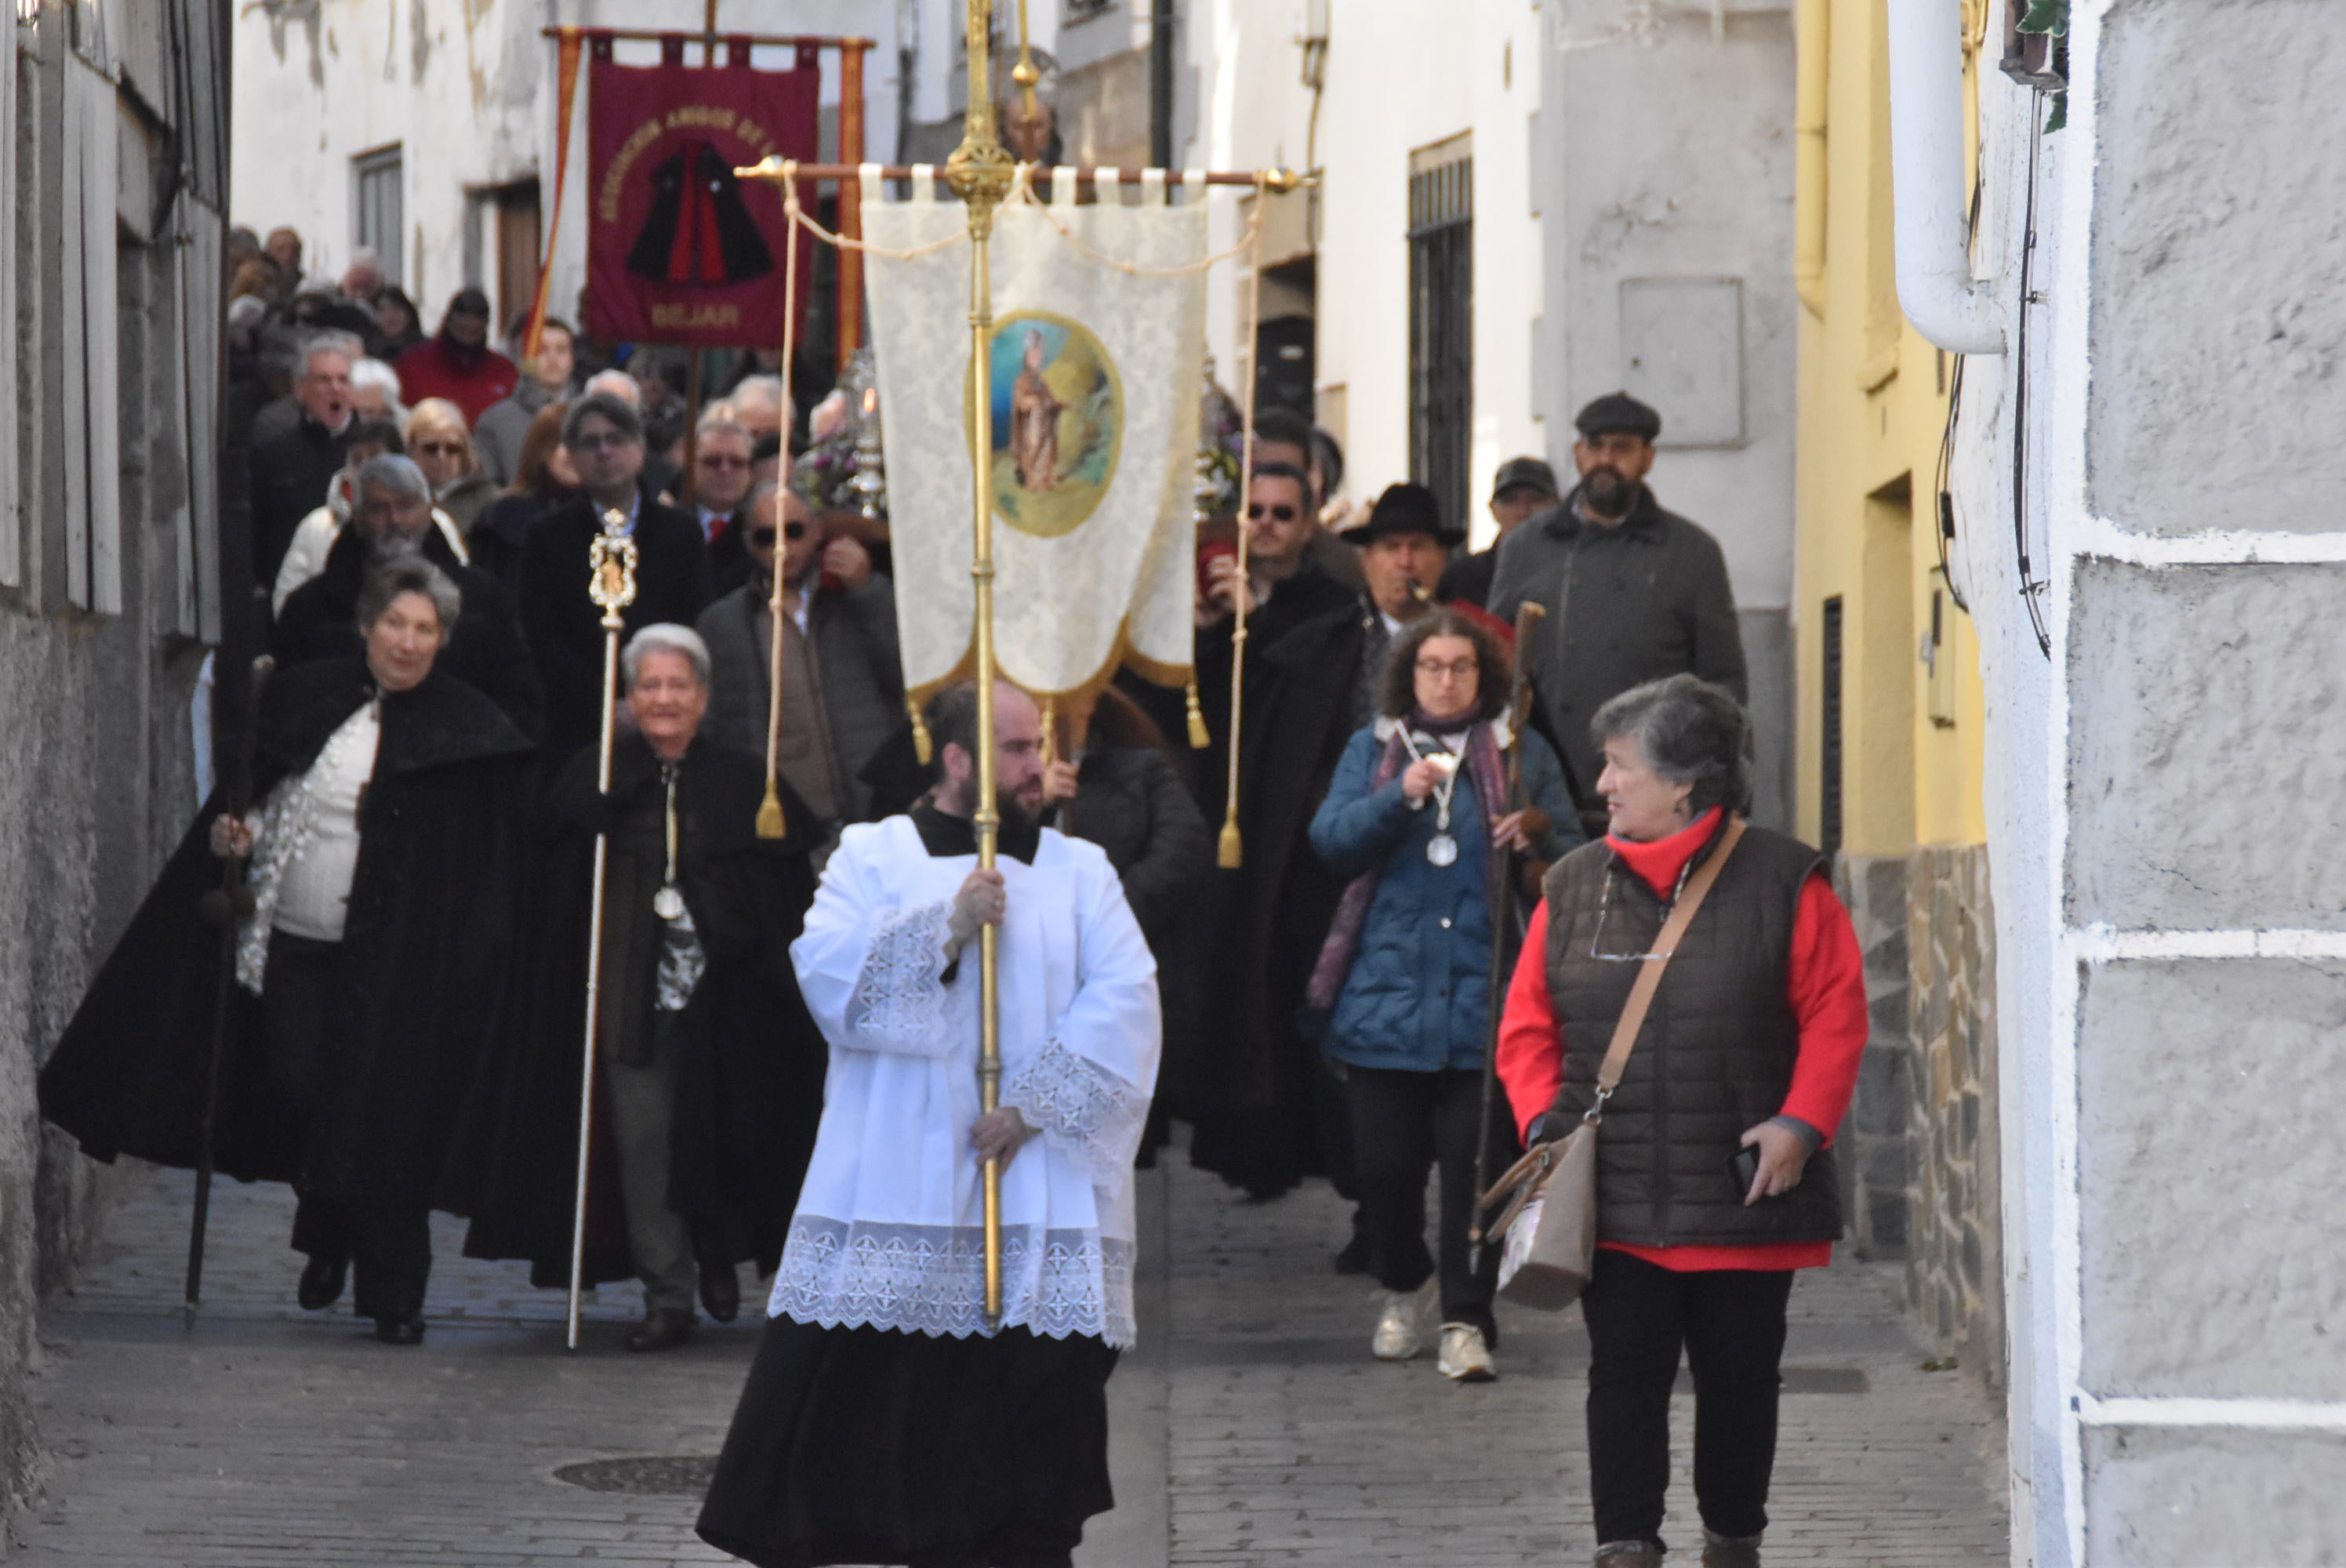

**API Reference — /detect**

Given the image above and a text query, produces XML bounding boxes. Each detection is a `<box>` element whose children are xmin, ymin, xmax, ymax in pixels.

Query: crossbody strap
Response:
<box><xmin>1586</xmin><ymin>815</ymin><xmax>1747</xmax><ymax>1120</ymax></box>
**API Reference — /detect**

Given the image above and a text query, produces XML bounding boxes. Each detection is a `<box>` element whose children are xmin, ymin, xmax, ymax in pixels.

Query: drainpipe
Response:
<box><xmin>1792</xmin><ymin>0</ymin><xmax>1828</xmax><ymax>316</ymax></box>
<box><xmin>1886</xmin><ymin>0</ymin><xmax>2005</xmax><ymax>354</ymax></box>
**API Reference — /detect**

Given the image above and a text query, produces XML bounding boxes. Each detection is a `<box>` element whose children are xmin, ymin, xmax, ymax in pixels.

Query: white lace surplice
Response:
<box><xmin>774</xmin><ymin>816</ymin><xmax>1162</xmax><ymax>1346</ymax></box>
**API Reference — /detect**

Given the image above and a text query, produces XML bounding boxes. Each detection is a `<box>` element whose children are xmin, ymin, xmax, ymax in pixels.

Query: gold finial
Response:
<box><xmin>587</xmin><ymin>506</ymin><xmax>640</xmax><ymax>633</ymax></box>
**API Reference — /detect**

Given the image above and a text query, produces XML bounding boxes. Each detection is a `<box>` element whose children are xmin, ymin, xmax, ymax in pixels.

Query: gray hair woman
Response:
<box><xmin>1494</xmin><ymin>674</ymin><xmax>1871</xmax><ymax>1568</ymax></box>
<box><xmin>42</xmin><ymin>563</ymin><xmax>533</xmax><ymax>1348</ymax></box>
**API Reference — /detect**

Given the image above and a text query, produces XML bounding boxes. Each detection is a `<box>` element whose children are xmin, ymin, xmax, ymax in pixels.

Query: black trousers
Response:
<box><xmin>1579</xmin><ymin>1248</ymin><xmax>1796</xmax><ymax>1548</ymax></box>
<box><xmin>1344</xmin><ymin>1065</ymin><xmax>1509</xmax><ymax>1341</ymax></box>
<box><xmin>263</xmin><ymin>931</ymin><xmax>433</xmax><ymax>1323</ymax></box>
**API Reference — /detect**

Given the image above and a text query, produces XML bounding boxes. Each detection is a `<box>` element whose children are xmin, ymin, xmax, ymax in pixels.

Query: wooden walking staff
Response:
<box><xmin>1470</xmin><ymin>601</ymin><xmax>1546</xmax><ymax>1265</ymax></box>
<box><xmin>942</xmin><ymin>0</ymin><xmax>1020</xmax><ymax>1327</ymax></box>
<box><xmin>566</xmin><ymin>507</ymin><xmax>640</xmax><ymax>1352</ymax></box>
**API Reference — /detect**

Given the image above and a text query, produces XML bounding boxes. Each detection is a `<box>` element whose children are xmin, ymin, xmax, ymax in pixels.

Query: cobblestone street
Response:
<box><xmin>20</xmin><ymin>1156</ymin><xmax>2008</xmax><ymax>1566</ymax></box>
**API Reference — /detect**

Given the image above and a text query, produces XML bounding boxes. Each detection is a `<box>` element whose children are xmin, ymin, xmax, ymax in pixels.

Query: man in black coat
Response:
<box><xmin>518</xmin><ymin>391</ymin><xmax>714</xmax><ymax>761</ymax></box>
<box><xmin>39</xmin><ymin>648</ymin><xmax>535</xmax><ymax>1341</ymax></box>
<box><xmin>1189</xmin><ymin>462</ymin><xmax>1356</xmax><ymax>819</ymax></box>
<box><xmin>1188</xmin><ymin>483</ymin><xmax>1462</xmax><ymax>1212</ymax></box>
<box><xmin>1487</xmin><ymin>392</ymin><xmax>1748</xmax><ymax>838</ymax></box>
<box><xmin>274</xmin><ymin>454</ymin><xmax>543</xmax><ymax>739</ymax></box>
<box><xmin>456</xmin><ymin>626</ymin><xmax>826</xmax><ymax>1352</ymax></box>
<box><xmin>248</xmin><ymin>331</ymin><xmax>361</xmax><ymax>589</ymax></box>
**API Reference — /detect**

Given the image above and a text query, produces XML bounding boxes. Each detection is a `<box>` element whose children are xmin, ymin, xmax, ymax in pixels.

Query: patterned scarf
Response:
<box><xmin>1302</xmin><ymin>716</ymin><xmax>1511</xmax><ymax>1031</ymax></box>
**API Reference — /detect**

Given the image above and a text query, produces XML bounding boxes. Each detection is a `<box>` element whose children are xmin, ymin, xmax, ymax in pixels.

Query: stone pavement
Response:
<box><xmin>19</xmin><ymin>1156</ymin><xmax>2007</xmax><ymax>1566</ymax></box>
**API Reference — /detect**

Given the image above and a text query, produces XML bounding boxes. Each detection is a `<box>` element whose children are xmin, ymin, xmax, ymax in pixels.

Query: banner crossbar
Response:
<box><xmin>736</xmin><ymin>158</ymin><xmax>1313</xmax><ymax>192</ymax></box>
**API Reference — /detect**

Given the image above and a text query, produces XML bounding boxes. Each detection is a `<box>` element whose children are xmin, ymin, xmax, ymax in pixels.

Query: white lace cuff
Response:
<box><xmin>1001</xmin><ymin>1036</ymin><xmax>1150</xmax><ymax>1189</ymax></box>
<box><xmin>843</xmin><ymin>899</ymin><xmax>958</xmax><ymax>1054</ymax></box>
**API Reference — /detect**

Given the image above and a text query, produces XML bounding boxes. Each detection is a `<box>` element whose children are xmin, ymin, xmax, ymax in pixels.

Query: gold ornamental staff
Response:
<box><xmin>942</xmin><ymin>0</ymin><xmax>1019</xmax><ymax>1327</ymax></box>
<box><xmin>567</xmin><ymin>507</ymin><xmax>639</xmax><ymax>1352</ymax></box>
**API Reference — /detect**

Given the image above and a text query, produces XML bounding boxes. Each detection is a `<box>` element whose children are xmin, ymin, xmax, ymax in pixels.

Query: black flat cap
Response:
<box><xmin>1349</xmin><ymin>481</ymin><xmax>1463</xmax><ymax>547</ymax></box>
<box><xmin>1574</xmin><ymin>391</ymin><xmax>1661</xmax><ymax>442</ymax></box>
<box><xmin>1491</xmin><ymin>456</ymin><xmax>1559</xmax><ymax>501</ymax></box>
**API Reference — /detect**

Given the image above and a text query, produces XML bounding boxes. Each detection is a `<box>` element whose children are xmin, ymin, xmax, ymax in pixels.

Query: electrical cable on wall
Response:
<box><xmin>2011</xmin><ymin>90</ymin><xmax>2053</xmax><ymax>659</ymax></box>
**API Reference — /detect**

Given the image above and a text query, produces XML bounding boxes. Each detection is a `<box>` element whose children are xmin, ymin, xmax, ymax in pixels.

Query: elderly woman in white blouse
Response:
<box><xmin>193</xmin><ymin>560</ymin><xmax>535</xmax><ymax>1341</ymax></box>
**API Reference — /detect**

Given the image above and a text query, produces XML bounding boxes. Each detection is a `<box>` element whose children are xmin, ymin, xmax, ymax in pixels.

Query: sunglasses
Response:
<box><xmin>1246</xmin><ymin>503</ymin><xmax>1298</xmax><ymax>522</ymax></box>
<box><xmin>415</xmin><ymin>441</ymin><xmax>465</xmax><ymax>458</ymax></box>
<box><xmin>750</xmin><ymin>521</ymin><xmax>809</xmax><ymax>546</ymax></box>
<box><xmin>570</xmin><ymin>432</ymin><xmax>636</xmax><ymax>453</ymax></box>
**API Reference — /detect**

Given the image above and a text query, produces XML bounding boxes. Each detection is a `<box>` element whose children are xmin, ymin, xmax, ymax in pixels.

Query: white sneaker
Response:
<box><xmin>1371</xmin><ymin>1278</ymin><xmax>1437</xmax><ymax>1360</ymax></box>
<box><xmin>1436</xmin><ymin>1322</ymin><xmax>1497</xmax><ymax>1382</ymax></box>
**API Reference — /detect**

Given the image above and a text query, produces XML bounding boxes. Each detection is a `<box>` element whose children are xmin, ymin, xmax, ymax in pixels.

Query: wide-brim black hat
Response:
<box><xmin>1348</xmin><ymin>481</ymin><xmax>1464</xmax><ymax>547</ymax></box>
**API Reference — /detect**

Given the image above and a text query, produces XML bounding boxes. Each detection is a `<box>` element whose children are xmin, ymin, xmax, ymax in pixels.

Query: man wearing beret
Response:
<box><xmin>1189</xmin><ymin>483</ymin><xmax>1461</xmax><ymax>1250</ymax></box>
<box><xmin>1487</xmin><ymin>392</ymin><xmax>1748</xmax><ymax>840</ymax></box>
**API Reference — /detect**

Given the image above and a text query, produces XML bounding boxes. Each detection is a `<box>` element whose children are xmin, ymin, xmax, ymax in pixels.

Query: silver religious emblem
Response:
<box><xmin>1425</xmin><ymin>832</ymin><xmax>1459</xmax><ymax>868</ymax></box>
<box><xmin>653</xmin><ymin>884</ymin><xmax>687</xmax><ymax>921</ymax></box>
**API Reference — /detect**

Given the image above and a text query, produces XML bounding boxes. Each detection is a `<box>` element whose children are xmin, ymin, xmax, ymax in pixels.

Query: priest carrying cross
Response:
<box><xmin>697</xmin><ymin>678</ymin><xmax>1162</xmax><ymax>1568</ymax></box>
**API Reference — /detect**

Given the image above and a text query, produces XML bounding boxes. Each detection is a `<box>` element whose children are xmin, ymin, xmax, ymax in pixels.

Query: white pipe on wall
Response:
<box><xmin>1887</xmin><ymin>0</ymin><xmax>2006</xmax><ymax>355</ymax></box>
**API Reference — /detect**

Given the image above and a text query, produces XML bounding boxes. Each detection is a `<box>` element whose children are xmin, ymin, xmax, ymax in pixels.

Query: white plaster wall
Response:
<box><xmin>1535</xmin><ymin>0</ymin><xmax>1797</xmax><ymax>610</ymax></box>
<box><xmin>1309</xmin><ymin>2</ymin><xmax>1546</xmax><ymax>521</ymax></box>
<box><xmin>231</xmin><ymin>0</ymin><xmax>903</xmax><ymax>336</ymax></box>
<box><xmin>1953</xmin><ymin>2</ymin><xmax>2346</xmax><ymax>1561</ymax></box>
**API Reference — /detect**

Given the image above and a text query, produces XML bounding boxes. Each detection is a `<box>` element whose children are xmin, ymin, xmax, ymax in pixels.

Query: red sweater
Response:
<box><xmin>394</xmin><ymin>337</ymin><xmax>521</xmax><ymax>429</ymax></box>
<box><xmin>1495</xmin><ymin>809</ymin><xmax>1868</xmax><ymax>1272</ymax></box>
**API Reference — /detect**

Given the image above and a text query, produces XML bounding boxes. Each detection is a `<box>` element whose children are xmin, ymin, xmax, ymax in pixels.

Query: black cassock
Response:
<box><xmin>38</xmin><ymin>659</ymin><xmax>532</xmax><ymax>1216</ymax></box>
<box><xmin>454</xmin><ymin>732</ymin><xmax>826</xmax><ymax>1287</ymax></box>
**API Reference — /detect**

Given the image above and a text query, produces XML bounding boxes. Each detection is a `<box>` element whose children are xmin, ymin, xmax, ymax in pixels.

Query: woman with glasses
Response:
<box><xmin>1305</xmin><ymin>607</ymin><xmax>1579</xmax><ymax>1382</ymax></box>
<box><xmin>406</xmin><ymin>398</ymin><xmax>497</xmax><ymax>535</ymax></box>
<box><xmin>1494</xmin><ymin>674</ymin><xmax>1868</xmax><ymax>1568</ymax></box>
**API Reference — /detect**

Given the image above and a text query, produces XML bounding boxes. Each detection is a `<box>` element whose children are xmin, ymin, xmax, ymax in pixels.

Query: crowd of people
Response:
<box><xmin>42</xmin><ymin>225</ymin><xmax>1871</xmax><ymax>1566</ymax></box>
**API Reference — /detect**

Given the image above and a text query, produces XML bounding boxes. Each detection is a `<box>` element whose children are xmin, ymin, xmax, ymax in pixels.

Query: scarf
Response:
<box><xmin>1302</xmin><ymin>714</ymin><xmax>1512</xmax><ymax>1030</ymax></box>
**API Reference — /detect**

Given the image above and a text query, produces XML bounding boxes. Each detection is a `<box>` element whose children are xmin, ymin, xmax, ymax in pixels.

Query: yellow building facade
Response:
<box><xmin>1792</xmin><ymin>0</ymin><xmax>2003</xmax><ymax>1385</ymax></box>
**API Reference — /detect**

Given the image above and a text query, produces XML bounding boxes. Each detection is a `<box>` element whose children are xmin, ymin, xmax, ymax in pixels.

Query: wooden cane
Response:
<box><xmin>1469</xmin><ymin>602</ymin><xmax>1545</xmax><ymax>1265</ymax></box>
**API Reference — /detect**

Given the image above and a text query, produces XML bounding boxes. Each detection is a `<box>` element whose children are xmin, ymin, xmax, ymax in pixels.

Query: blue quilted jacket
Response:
<box><xmin>1306</xmin><ymin>721</ymin><xmax>1580</xmax><ymax>1073</ymax></box>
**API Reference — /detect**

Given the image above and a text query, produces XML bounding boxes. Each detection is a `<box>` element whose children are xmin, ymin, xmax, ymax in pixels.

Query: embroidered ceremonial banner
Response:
<box><xmin>583</xmin><ymin>37</ymin><xmax>817</xmax><ymax>347</ymax></box>
<box><xmin>862</xmin><ymin>173</ymin><xmax>1209</xmax><ymax>698</ymax></box>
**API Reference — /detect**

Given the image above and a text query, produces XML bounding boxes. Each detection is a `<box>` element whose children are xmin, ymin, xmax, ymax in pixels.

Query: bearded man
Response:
<box><xmin>697</xmin><ymin>680</ymin><xmax>1160</xmax><ymax>1568</ymax></box>
<box><xmin>1486</xmin><ymin>391</ymin><xmax>1748</xmax><ymax>840</ymax></box>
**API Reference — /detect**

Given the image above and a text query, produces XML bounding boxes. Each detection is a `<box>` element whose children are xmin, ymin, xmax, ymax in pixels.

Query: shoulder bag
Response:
<box><xmin>1477</xmin><ymin>816</ymin><xmax>1747</xmax><ymax>1309</ymax></box>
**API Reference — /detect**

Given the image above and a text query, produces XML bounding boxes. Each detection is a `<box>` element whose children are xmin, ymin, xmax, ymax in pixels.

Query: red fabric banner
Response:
<box><xmin>583</xmin><ymin>40</ymin><xmax>818</xmax><ymax>348</ymax></box>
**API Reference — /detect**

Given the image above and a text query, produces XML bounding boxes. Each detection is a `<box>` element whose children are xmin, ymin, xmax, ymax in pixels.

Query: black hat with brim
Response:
<box><xmin>1349</xmin><ymin>481</ymin><xmax>1464</xmax><ymax>547</ymax></box>
<box><xmin>1574</xmin><ymin>390</ymin><xmax>1662</xmax><ymax>442</ymax></box>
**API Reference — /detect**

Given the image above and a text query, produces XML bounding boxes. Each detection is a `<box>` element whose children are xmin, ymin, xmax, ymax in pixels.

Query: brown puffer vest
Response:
<box><xmin>1539</xmin><ymin>819</ymin><xmax>1843</xmax><ymax>1248</ymax></box>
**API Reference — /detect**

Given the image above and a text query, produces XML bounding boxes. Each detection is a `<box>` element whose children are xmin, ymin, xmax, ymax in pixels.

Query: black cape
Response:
<box><xmin>454</xmin><ymin>733</ymin><xmax>826</xmax><ymax>1287</ymax></box>
<box><xmin>1184</xmin><ymin>598</ymin><xmax>1375</xmax><ymax>1189</ymax></box>
<box><xmin>38</xmin><ymin>659</ymin><xmax>534</xmax><ymax>1207</ymax></box>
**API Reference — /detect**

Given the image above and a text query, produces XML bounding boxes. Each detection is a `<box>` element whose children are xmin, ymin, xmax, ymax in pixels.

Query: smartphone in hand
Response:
<box><xmin>1726</xmin><ymin>1144</ymin><xmax>1762</xmax><ymax>1198</ymax></box>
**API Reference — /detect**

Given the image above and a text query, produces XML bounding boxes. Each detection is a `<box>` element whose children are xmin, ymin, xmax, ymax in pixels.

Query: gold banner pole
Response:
<box><xmin>943</xmin><ymin>0</ymin><xmax>1017</xmax><ymax>1328</ymax></box>
<box><xmin>568</xmin><ymin>508</ymin><xmax>639</xmax><ymax>1352</ymax></box>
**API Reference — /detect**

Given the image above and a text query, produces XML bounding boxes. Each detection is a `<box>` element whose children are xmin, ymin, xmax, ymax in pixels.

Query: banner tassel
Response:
<box><xmin>908</xmin><ymin>694</ymin><xmax>933</xmax><ymax>767</ymax></box>
<box><xmin>1217</xmin><ymin>814</ymin><xmax>1242</xmax><ymax>870</ymax></box>
<box><xmin>755</xmin><ymin>780</ymin><xmax>786</xmax><ymax>840</ymax></box>
<box><xmin>1184</xmin><ymin>678</ymin><xmax>1209</xmax><ymax>750</ymax></box>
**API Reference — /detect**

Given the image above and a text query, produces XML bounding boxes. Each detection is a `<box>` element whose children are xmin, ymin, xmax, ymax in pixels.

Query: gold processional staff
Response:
<box><xmin>566</xmin><ymin>508</ymin><xmax>638</xmax><ymax>1352</ymax></box>
<box><xmin>732</xmin><ymin>0</ymin><xmax>1310</xmax><ymax>1325</ymax></box>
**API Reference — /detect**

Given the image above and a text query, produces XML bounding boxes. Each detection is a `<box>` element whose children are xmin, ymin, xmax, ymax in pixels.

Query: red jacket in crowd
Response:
<box><xmin>394</xmin><ymin>336</ymin><xmax>519</xmax><ymax>428</ymax></box>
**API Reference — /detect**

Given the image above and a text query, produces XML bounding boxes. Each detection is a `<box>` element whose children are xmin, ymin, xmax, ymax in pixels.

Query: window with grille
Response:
<box><xmin>1408</xmin><ymin>140</ymin><xmax>1472</xmax><ymax>538</ymax></box>
<box><xmin>352</xmin><ymin>144</ymin><xmax>403</xmax><ymax>285</ymax></box>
